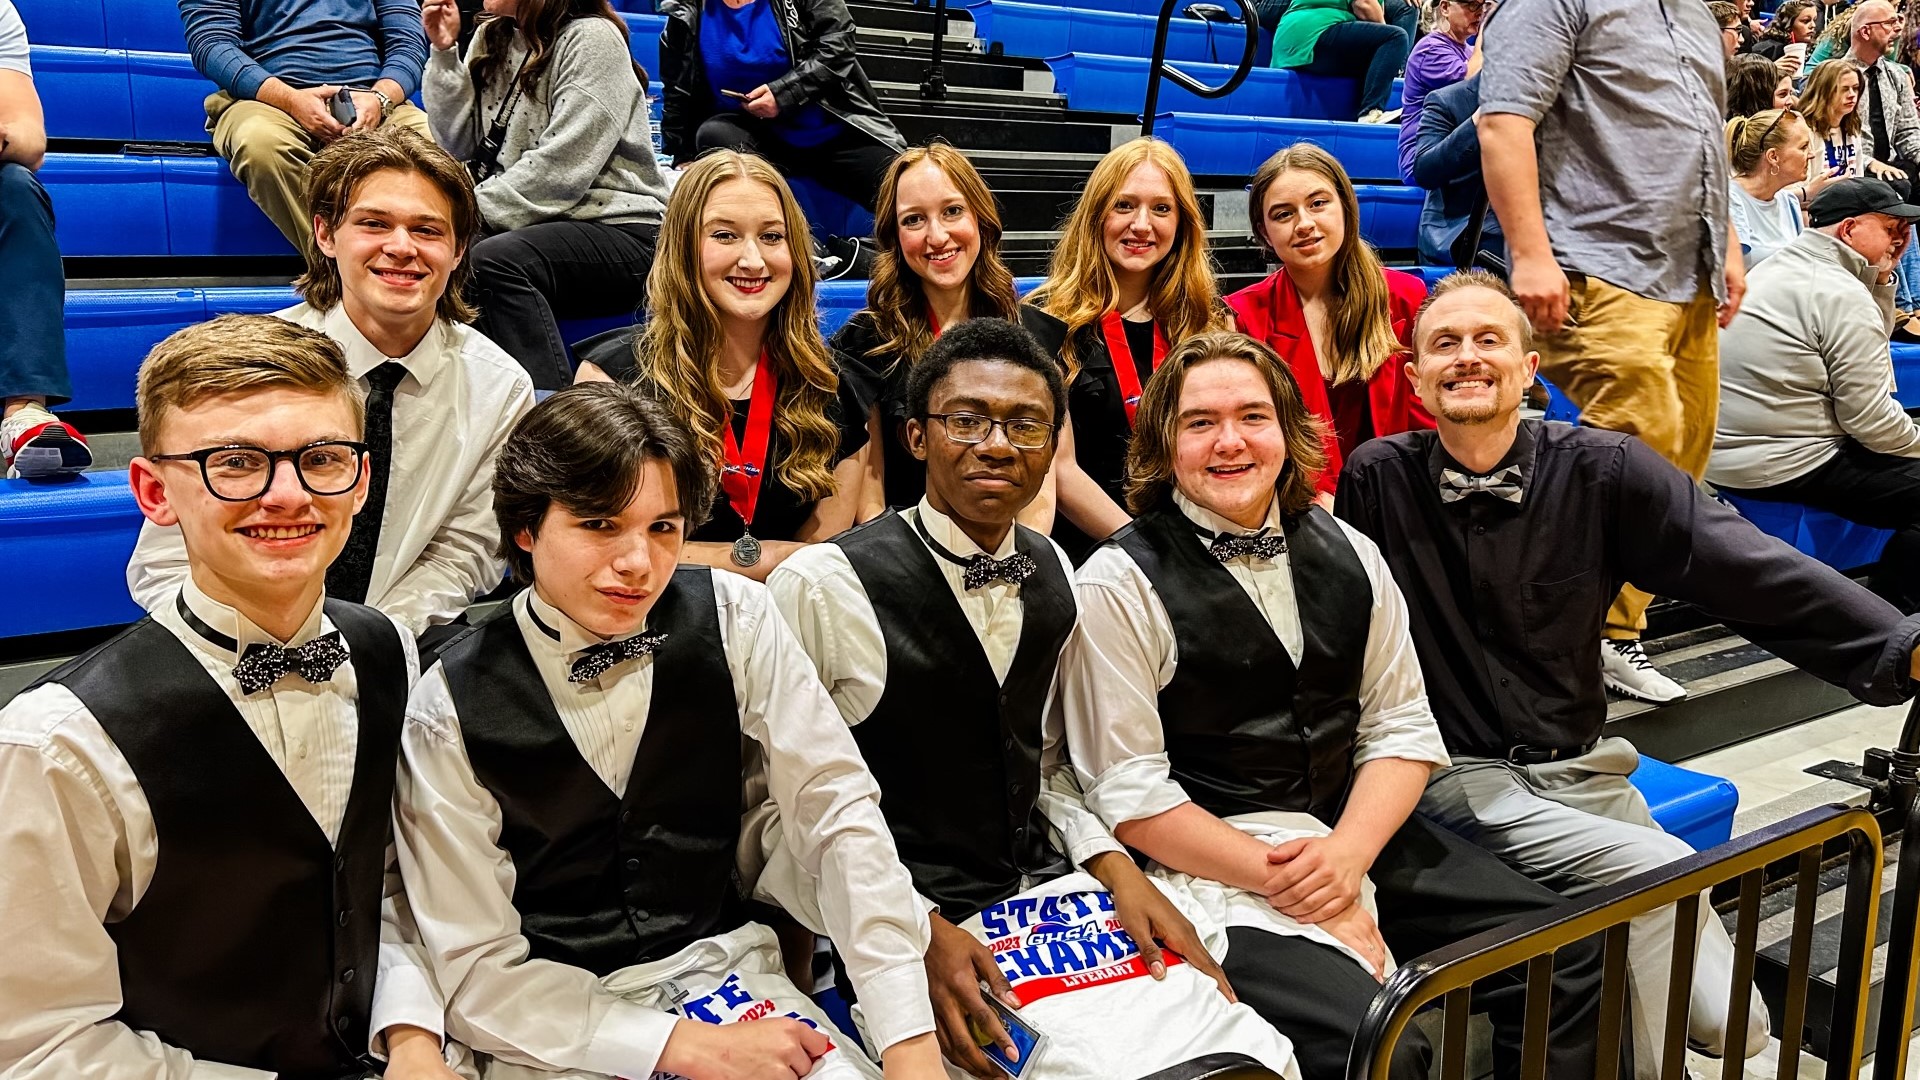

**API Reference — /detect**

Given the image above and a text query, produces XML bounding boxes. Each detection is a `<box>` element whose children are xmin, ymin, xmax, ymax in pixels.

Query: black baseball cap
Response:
<box><xmin>1806</xmin><ymin>177</ymin><xmax>1920</xmax><ymax>228</ymax></box>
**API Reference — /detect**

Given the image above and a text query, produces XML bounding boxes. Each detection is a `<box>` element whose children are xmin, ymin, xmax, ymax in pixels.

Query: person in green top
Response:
<box><xmin>1271</xmin><ymin>0</ymin><xmax>1417</xmax><ymax>122</ymax></box>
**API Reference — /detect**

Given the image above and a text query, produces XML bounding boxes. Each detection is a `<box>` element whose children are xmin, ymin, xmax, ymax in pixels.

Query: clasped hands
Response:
<box><xmin>1259</xmin><ymin>835</ymin><xmax>1388</xmax><ymax>982</ymax></box>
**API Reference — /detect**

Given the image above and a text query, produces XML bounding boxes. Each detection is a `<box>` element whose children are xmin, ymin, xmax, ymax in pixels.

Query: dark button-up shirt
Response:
<box><xmin>1336</xmin><ymin>420</ymin><xmax>1920</xmax><ymax>758</ymax></box>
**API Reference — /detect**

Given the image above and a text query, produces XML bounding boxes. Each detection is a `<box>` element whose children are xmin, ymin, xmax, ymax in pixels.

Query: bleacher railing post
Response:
<box><xmin>1872</xmin><ymin>791</ymin><xmax>1920</xmax><ymax>1079</ymax></box>
<box><xmin>921</xmin><ymin>0</ymin><xmax>949</xmax><ymax>100</ymax></box>
<box><xmin>1139</xmin><ymin>0</ymin><xmax>1260</xmax><ymax>138</ymax></box>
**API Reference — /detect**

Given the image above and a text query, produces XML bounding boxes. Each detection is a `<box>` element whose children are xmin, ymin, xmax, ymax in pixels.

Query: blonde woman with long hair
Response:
<box><xmin>1022</xmin><ymin>136</ymin><xmax>1227</xmax><ymax>557</ymax></box>
<box><xmin>577</xmin><ymin>150</ymin><xmax>869</xmax><ymax>580</ymax></box>
<box><xmin>1226</xmin><ymin>144</ymin><xmax>1432</xmax><ymax>498</ymax></box>
<box><xmin>832</xmin><ymin>142</ymin><xmax>1027</xmax><ymax>515</ymax></box>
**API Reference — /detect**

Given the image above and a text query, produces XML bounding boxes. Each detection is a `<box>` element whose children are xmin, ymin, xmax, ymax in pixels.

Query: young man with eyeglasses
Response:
<box><xmin>127</xmin><ymin>126</ymin><xmax>535</xmax><ymax>645</ymax></box>
<box><xmin>0</xmin><ymin>315</ymin><xmax>458</xmax><ymax>1079</ymax></box>
<box><xmin>768</xmin><ymin>319</ymin><xmax>1300</xmax><ymax>1080</ymax></box>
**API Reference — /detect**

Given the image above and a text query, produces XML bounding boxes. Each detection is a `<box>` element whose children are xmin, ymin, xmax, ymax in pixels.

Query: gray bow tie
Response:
<box><xmin>1439</xmin><ymin>466</ymin><xmax>1524</xmax><ymax>504</ymax></box>
<box><xmin>569</xmin><ymin>631</ymin><xmax>669</xmax><ymax>684</ymax></box>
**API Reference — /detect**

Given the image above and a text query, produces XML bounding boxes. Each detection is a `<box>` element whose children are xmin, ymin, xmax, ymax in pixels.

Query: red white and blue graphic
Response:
<box><xmin>976</xmin><ymin>890</ymin><xmax>1182</xmax><ymax>1006</ymax></box>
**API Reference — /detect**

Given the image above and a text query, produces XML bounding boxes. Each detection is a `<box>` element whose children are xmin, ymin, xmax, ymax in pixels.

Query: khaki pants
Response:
<box><xmin>206</xmin><ymin>91</ymin><xmax>432</xmax><ymax>252</ymax></box>
<box><xmin>1535</xmin><ymin>274</ymin><xmax>1720</xmax><ymax>637</ymax></box>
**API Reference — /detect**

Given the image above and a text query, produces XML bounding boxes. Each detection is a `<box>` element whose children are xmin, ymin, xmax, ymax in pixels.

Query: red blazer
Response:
<box><xmin>1225</xmin><ymin>267</ymin><xmax>1435</xmax><ymax>494</ymax></box>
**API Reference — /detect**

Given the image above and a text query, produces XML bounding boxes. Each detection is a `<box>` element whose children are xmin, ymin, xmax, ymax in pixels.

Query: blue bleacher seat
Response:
<box><xmin>1354</xmin><ymin>183</ymin><xmax>1420</xmax><ymax>252</ymax></box>
<box><xmin>1716</xmin><ymin>491</ymin><xmax>1894</xmax><ymax>572</ymax></box>
<box><xmin>160</xmin><ymin>156</ymin><xmax>296</xmax><ymax>255</ymax></box>
<box><xmin>129</xmin><ymin>49</ymin><xmax>222</xmax><ymax>142</ymax></box>
<box><xmin>619</xmin><ymin>13</ymin><xmax>665</xmax><ymax>77</ymax></box>
<box><xmin>1892</xmin><ymin>342</ymin><xmax>1920</xmax><ymax>408</ymax></box>
<box><xmin>1</xmin><ymin>471</ymin><xmax>145</xmax><ymax>636</ymax></box>
<box><xmin>14</xmin><ymin>0</ymin><xmax>107</xmax><ymax>47</ymax></box>
<box><xmin>30</xmin><ymin>46</ymin><xmax>135</xmax><ymax>141</ymax></box>
<box><xmin>1154</xmin><ymin>111</ymin><xmax>1400</xmax><ymax>180</ymax></box>
<box><xmin>37</xmin><ymin>153</ymin><xmax>170</xmax><ymax>256</ymax></box>
<box><xmin>1631</xmin><ymin>756</ymin><xmax>1739</xmax><ymax>852</ymax></box>
<box><xmin>965</xmin><ymin>0</ymin><xmax>1271</xmax><ymax>66</ymax></box>
<box><xmin>63</xmin><ymin>288</ymin><xmax>206</xmax><ymax>412</ymax></box>
<box><xmin>1047</xmin><ymin>52</ymin><xmax>1402</xmax><ymax>123</ymax></box>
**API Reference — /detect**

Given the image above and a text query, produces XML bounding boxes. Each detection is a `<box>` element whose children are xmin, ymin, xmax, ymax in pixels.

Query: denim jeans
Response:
<box><xmin>1301</xmin><ymin>18</ymin><xmax>1413</xmax><ymax>115</ymax></box>
<box><xmin>0</xmin><ymin>163</ymin><xmax>69</xmax><ymax>404</ymax></box>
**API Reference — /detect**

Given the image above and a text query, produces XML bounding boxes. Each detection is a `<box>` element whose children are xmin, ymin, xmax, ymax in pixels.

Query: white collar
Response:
<box><xmin>1173</xmin><ymin>489</ymin><xmax>1283</xmax><ymax>539</ymax></box>
<box><xmin>913</xmin><ymin>498</ymin><xmax>1018</xmax><ymax>560</ymax></box>
<box><xmin>320</xmin><ymin>304</ymin><xmax>450</xmax><ymax>388</ymax></box>
<box><xmin>520</xmin><ymin>585</ymin><xmax>660</xmax><ymax>657</ymax></box>
<box><xmin>177</xmin><ymin>576</ymin><xmax>328</xmax><ymax>660</ymax></box>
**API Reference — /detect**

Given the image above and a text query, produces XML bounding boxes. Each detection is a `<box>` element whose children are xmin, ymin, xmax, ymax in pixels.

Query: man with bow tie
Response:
<box><xmin>393</xmin><ymin>382</ymin><xmax>948</xmax><ymax>1080</ymax></box>
<box><xmin>0</xmin><ymin>316</ymin><xmax>457</xmax><ymax>1078</ymax></box>
<box><xmin>1061</xmin><ymin>329</ymin><xmax>1603</xmax><ymax>1080</ymax></box>
<box><xmin>770</xmin><ymin>319</ymin><xmax>1301</xmax><ymax>1080</ymax></box>
<box><xmin>1336</xmin><ymin>270</ymin><xmax>1920</xmax><ymax>1078</ymax></box>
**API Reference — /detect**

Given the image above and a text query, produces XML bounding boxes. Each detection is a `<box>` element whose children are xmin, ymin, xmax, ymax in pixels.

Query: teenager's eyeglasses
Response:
<box><xmin>148</xmin><ymin>441</ymin><xmax>369</xmax><ymax>502</ymax></box>
<box><xmin>926</xmin><ymin>412</ymin><xmax>1057</xmax><ymax>449</ymax></box>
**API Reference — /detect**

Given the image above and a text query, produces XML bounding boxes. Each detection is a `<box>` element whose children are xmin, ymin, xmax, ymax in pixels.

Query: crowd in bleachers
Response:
<box><xmin>10</xmin><ymin>0</ymin><xmax>1920</xmax><ymax>1077</ymax></box>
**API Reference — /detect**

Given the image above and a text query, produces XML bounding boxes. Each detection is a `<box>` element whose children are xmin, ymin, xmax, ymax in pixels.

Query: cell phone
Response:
<box><xmin>328</xmin><ymin>88</ymin><xmax>359</xmax><ymax>126</ymax></box>
<box><xmin>720</xmin><ymin>88</ymin><xmax>752</xmax><ymax>100</ymax></box>
<box><xmin>976</xmin><ymin>993</ymin><xmax>1048</xmax><ymax>1079</ymax></box>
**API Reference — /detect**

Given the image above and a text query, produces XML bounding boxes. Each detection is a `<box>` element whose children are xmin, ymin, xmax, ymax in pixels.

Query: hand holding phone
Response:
<box><xmin>976</xmin><ymin>993</ymin><xmax>1048</xmax><ymax>1079</ymax></box>
<box><xmin>329</xmin><ymin>89</ymin><xmax>360</xmax><ymax>128</ymax></box>
<box><xmin>720</xmin><ymin>88</ymin><xmax>751</xmax><ymax>100</ymax></box>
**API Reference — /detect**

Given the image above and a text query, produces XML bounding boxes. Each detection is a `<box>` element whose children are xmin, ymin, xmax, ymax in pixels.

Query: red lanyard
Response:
<box><xmin>927</xmin><ymin>303</ymin><xmax>945</xmax><ymax>340</ymax></box>
<box><xmin>720</xmin><ymin>350</ymin><xmax>778</xmax><ymax>528</ymax></box>
<box><xmin>1100</xmin><ymin>311</ymin><xmax>1168</xmax><ymax>428</ymax></box>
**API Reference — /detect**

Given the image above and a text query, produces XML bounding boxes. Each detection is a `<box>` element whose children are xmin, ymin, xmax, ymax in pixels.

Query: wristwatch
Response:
<box><xmin>372</xmin><ymin>88</ymin><xmax>396</xmax><ymax>116</ymax></box>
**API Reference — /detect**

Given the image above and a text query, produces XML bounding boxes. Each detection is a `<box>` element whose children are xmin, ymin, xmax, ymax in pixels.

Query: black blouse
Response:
<box><xmin>830</xmin><ymin>311</ymin><xmax>927</xmax><ymax>512</ymax></box>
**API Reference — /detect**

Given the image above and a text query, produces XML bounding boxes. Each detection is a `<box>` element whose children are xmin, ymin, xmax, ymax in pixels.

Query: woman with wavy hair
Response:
<box><xmin>1023</xmin><ymin>136</ymin><xmax>1227</xmax><ymax>557</ymax></box>
<box><xmin>1226</xmin><ymin>144</ymin><xmax>1432</xmax><ymax>498</ymax></box>
<box><xmin>577</xmin><ymin>150</ymin><xmax>868</xmax><ymax>580</ymax></box>
<box><xmin>1749</xmin><ymin>0</ymin><xmax>1817</xmax><ymax>66</ymax></box>
<box><xmin>831</xmin><ymin>142</ymin><xmax>1026</xmax><ymax>516</ymax></box>
<box><xmin>1800</xmin><ymin>59</ymin><xmax>1872</xmax><ymax>181</ymax></box>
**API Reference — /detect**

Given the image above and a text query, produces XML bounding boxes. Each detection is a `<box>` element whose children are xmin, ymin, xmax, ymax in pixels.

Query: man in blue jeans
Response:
<box><xmin>0</xmin><ymin>0</ymin><xmax>87</xmax><ymax>479</ymax></box>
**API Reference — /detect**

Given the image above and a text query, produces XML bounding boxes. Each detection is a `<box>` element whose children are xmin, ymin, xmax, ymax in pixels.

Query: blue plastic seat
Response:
<box><xmin>1353</xmin><ymin>184</ymin><xmax>1421</xmax><ymax>252</ymax></box>
<box><xmin>14</xmin><ymin>0</ymin><xmax>107</xmax><ymax>47</ymax></box>
<box><xmin>30</xmin><ymin>46</ymin><xmax>135</xmax><ymax>141</ymax></box>
<box><xmin>1716</xmin><ymin>491</ymin><xmax>1894</xmax><ymax>573</ymax></box>
<box><xmin>1891</xmin><ymin>342</ymin><xmax>1920</xmax><ymax>408</ymax></box>
<box><xmin>1048</xmin><ymin>52</ymin><xmax>1401</xmax><ymax>122</ymax></box>
<box><xmin>965</xmin><ymin>0</ymin><xmax>1272</xmax><ymax>66</ymax></box>
<box><xmin>619</xmin><ymin>13</ymin><xmax>665</xmax><ymax>76</ymax></box>
<box><xmin>1629</xmin><ymin>756</ymin><xmax>1740</xmax><ymax>852</ymax></box>
<box><xmin>1154</xmin><ymin>111</ymin><xmax>1400</xmax><ymax>180</ymax></box>
<box><xmin>21</xmin><ymin>0</ymin><xmax>188</xmax><ymax>51</ymax></box>
<box><xmin>1</xmin><ymin>471</ymin><xmax>145</xmax><ymax>637</ymax></box>
<box><xmin>40</xmin><ymin>152</ymin><xmax>293</xmax><ymax>257</ymax></box>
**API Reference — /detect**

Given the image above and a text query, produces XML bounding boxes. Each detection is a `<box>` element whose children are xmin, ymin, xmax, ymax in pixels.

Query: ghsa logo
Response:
<box><xmin>1026</xmin><ymin>920</ymin><xmax>1103</xmax><ymax>946</ymax></box>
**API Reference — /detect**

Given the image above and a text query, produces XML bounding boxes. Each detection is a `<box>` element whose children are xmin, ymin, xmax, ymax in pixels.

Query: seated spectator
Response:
<box><xmin>0</xmin><ymin>1</ymin><xmax>87</xmax><ymax>479</ymax></box>
<box><xmin>1726</xmin><ymin>53</ymin><xmax>1797</xmax><ymax>117</ymax></box>
<box><xmin>1711</xmin><ymin>1</ymin><xmax>1743</xmax><ymax>57</ymax></box>
<box><xmin>1750</xmin><ymin>0</ymin><xmax>1817</xmax><ymax>71</ymax></box>
<box><xmin>1409</xmin><ymin>74</ymin><xmax>1504</xmax><ymax>266</ymax></box>
<box><xmin>658</xmin><ymin>0</ymin><xmax>906</xmax><ymax>211</ymax></box>
<box><xmin>1397</xmin><ymin>0</ymin><xmax>1482</xmax><ymax>181</ymax></box>
<box><xmin>1844</xmin><ymin>0</ymin><xmax>1919</xmax><ymax>187</ymax></box>
<box><xmin>422</xmin><ymin>0</ymin><xmax>671</xmax><ymax>392</ymax></box>
<box><xmin>1270</xmin><ymin>0</ymin><xmax>1415</xmax><ymax>124</ymax></box>
<box><xmin>396</xmin><ymin>382</ymin><xmax>949</xmax><ymax>1080</ymax></box>
<box><xmin>831</xmin><ymin>143</ymin><xmax>1031</xmax><ymax>517</ymax></box>
<box><xmin>128</xmin><ymin>128</ymin><xmax>536</xmax><ymax>640</ymax></box>
<box><xmin>1711</xmin><ymin>177</ymin><xmax>1920</xmax><ymax>612</ymax></box>
<box><xmin>1022</xmin><ymin>138</ymin><xmax>1229</xmax><ymax>559</ymax></box>
<box><xmin>1808</xmin><ymin>4</ymin><xmax>1855</xmax><ymax>66</ymax></box>
<box><xmin>1727</xmin><ymin>108</ymin><xmax>1821</xmax><ymax>267</ymax></box>
<box><xmin>1802</xmin><ymin>58</ymin><xmax>1871</xmax><ymax>177</ymax></box>
<box><xmin>181</xmin><ymin>0</ymin><xmax>431</xmax><ymax>250</ymax></box>
<box><xmin>1733</xmin><ymin>0</ymin><xmax>1764</xmax><ymax>47</ymax></box>
<box><xmin>578</xmin><ymin>151</ymin><xmax>869</xmax><ymax>581</ymax></box>
<box><xmin>1227</xmin><ymin>144</ymin><xmax>1434</xmax><ymax>500</ymax></box>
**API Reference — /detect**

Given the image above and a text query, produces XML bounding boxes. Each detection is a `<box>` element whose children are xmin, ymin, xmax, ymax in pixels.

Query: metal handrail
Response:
<box><xmin>1139</xmin><ymin>0</ymin><xmax>1260</xmax><ymax>138</ymax></box>
<box><xmin>921</xmin><ymin>0</ymin><xmax>949</xmax><ymax>100</ymax></box>
<box><xmin>1345</xmin><ymin>805</ymin><xmax>1886</xmax><ymax>1080</ymax></box>
<box><xmin>1873</xmin><ymin>791</ymin><xmax>1920</xmax><ymax>1079</ymax></box>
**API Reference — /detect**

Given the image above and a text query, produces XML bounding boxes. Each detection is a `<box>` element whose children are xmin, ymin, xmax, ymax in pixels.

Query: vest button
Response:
<box><xmin>625</xmin><ymin>858</ymin><xmax>642</xmax><ymax>873</ymax></box>
<box><xmin>340</xmin><ymin>968</ymin><xmax>356</xmax><ymax>984</ymax></box>
<box><xmin>335</xmin><ymin>856</ymin><xmax>347</xmax><ymax>873</ymax></box>
<box><xmin>1003</xmin><ymin>737</ymin><xmax>1013</xmax><ymax>751</ymax></box>
<box><xmin>633</xmin><ymin>908</ymin><xmax>651</xmax><ymax>922</ymax></box>
<box><xmin>620</xmin><ymin>811</ymin><xmax>632</xmax><ymax>825</ymax></box>
<box><xmin>337</xmin><ymin>908</ymin><xmax>351</xmax><ymax>927</ymax></box>
<box><xmin>335</xmin><ymin>1015</ymin><xmax>350</xmax><ymax>1032</ymax></box>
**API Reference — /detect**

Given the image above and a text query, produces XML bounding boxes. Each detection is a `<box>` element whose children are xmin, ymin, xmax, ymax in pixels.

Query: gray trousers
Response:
<box><xmin>1417</xmin><ymin>738</ymin><xmax>1770</xmax><ymax>1078</ymax></box>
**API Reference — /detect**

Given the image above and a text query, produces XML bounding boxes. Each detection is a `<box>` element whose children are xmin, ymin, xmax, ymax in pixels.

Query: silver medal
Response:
<box><xmin>730</xmin><ymin>532</ymin><xmax>763</xmax><ymax>568</ymax></box>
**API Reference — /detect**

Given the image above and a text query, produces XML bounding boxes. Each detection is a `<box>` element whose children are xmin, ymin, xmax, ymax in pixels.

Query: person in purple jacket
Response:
<box><xmin>1397</xmin><ymin>0</ymin><xmax>1483</xmax><ymax>182</ymax></box>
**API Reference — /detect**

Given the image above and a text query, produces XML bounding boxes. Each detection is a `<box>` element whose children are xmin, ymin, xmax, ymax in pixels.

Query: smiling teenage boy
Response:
<box><xmin>0</xmin><ymin>315</ymin><xmax>455</xmax><ymax>1078</ymax></box>
<box><xmin>393</xmin><ymin>382</ymin><xmax>947</xmax><ymax>1080</ymax></box>
<box><xmin>768</xmin><ymin>319</ymin><xmax>1300</xmax><ymax>1080</ymax></box>
<box><xmin>128</xmin><ymin>125</ymin><xmax>534</xmax><ymax>641</ymax></box>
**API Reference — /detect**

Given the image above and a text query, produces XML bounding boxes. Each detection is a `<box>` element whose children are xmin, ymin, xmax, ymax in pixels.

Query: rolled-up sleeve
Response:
<box><xmin>1340</xmin><ymin>522</ymin><xmax>1451</xmax><ymax>770</ymax></box>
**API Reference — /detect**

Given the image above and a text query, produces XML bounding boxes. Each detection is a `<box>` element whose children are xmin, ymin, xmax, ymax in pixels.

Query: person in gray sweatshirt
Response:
<box><xmin>1710</xmin><ymin>176</ymin><xmax>1920</xmax><ymax>611</ymax></box>
<box><xmin>423</xmin><ymin>0</ymin><xmax>672</xmax><ymax>391</ymax></box>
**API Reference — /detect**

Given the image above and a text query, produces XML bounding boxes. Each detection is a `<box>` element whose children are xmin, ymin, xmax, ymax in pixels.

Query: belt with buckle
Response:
<box><xmin>1506</xmin><ymin>740</ymin><xmax>1597</xmax><ymax>766</ymax></box>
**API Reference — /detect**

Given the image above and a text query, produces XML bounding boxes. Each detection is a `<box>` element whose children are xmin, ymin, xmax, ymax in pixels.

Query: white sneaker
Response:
<box><xmin>1378</xmin><ymin>106</ymin><xmax>1404</xmax><ymax>122</ymax></box>
<box><xmin>2</xmin><ymin>402</ymin><xmax>92</xmax><ymax>479</ymax></box>
<box><xmin>1357</xmin><ymin>108</ymin><xmax>1392</xmax><ymax>124</ymax></box>
<box><xmin>1602</xmin><ymin>638</ymin><xmax>1687</xmax><ymax>704</ymax></box>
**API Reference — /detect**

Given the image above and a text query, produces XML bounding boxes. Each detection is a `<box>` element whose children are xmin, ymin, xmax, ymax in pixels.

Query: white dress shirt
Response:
<box><xmin>395</xmin><ymin>574</ymin><xmax>934</xmax><ymax>1079</ymax></box>
<box><xmin>766</xmin><ymin>500</ymin><xmax>1128</xmax><ymax>887</ymax></box>
<box><xmin>127</xmin><ymin>305</ymin><xmax>536</xmax><ymax>636</ymax></box>
<box><xmin>0</xmin><ymin>580</ymin><xmax>439</xmax><ymax>1079</ymax></box>
<box><xmin>1062</xmin><ymin>493</ymin><xmax>1449</xmax><ymax>968</ymax></box>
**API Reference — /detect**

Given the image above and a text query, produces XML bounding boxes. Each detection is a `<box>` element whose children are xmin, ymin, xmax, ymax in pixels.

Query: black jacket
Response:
<box><xmin>657</xmin><ymin>0</ymin><xmax>905</xmax><ymax>163</ymax></box>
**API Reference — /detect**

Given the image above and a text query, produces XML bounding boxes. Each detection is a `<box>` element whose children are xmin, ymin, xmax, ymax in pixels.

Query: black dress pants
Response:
<box><xmin>1222</xmin><ymin>814</ymin><xmax>1606</xmax><ymax>1080</ymax></box>
<box><xmin>469</xmin><ymin>219</ymin><xmax>658</xmax><ymax>391</ymax></box>
<box><xmin>693</xmin><ymin>113</ymin><xmax>895</xmax><ymax>211</ymax></box>
<box><xmin>1721</xmin><ymin>440</ymin><xmax>1920</xmax><ymax>613</ymax></box>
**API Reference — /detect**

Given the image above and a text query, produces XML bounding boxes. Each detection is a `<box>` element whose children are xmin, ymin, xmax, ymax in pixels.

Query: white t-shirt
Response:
<box><xmin>0</xmin><ymin>1</ymin><xmax>31</xmax><ymax>76</ymax></box>
<box><xmin>1728</xmin><ymin>180</ymin><xmax>1804</xmax><ymax>269</ymax></box>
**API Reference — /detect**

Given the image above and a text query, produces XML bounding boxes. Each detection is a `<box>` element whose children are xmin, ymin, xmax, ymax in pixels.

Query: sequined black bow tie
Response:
<box><xmin>232</xmin><ymin>632</ymin><xmax>349</xmax><ymax>694</ymax></box>
<box><xmin>1208</xmin><ymin>532</ymin><xmax>1287</xmax><ymax>563</ymax></box>
<box><xmin>958</xmin><ymin>551</ymin><xmax>1039</xmax><ymax>591</ymax></box>
<box><xmin>1439</xmin><ymin>465</ymin><xmax>1524</xmax><ymax>504</ymax></box>
<box><xmin>569</xmin><ymin>631</ymin><xmax>669</xmax><ymax>684</ymax></box>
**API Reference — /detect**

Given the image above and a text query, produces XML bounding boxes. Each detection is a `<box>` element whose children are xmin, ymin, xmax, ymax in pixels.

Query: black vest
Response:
<box><xmin>439</xmin><ymin>567</ymin><xmax>746</xmax><ymax>977</ymax></box>
<box><xmin>1113</xmin><ymin>505</ymin><xmax>1373</xmax><ymax>826</ymax></box>
<box><xmin>35</xmin><ymin>601</ymin><xmax>406</xmax><ymax>1080</ymax></box>
<box><xmin>834</xmin><ymin>512</ymin><xmax>1074</xmax><ymax>920</ymax></box>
